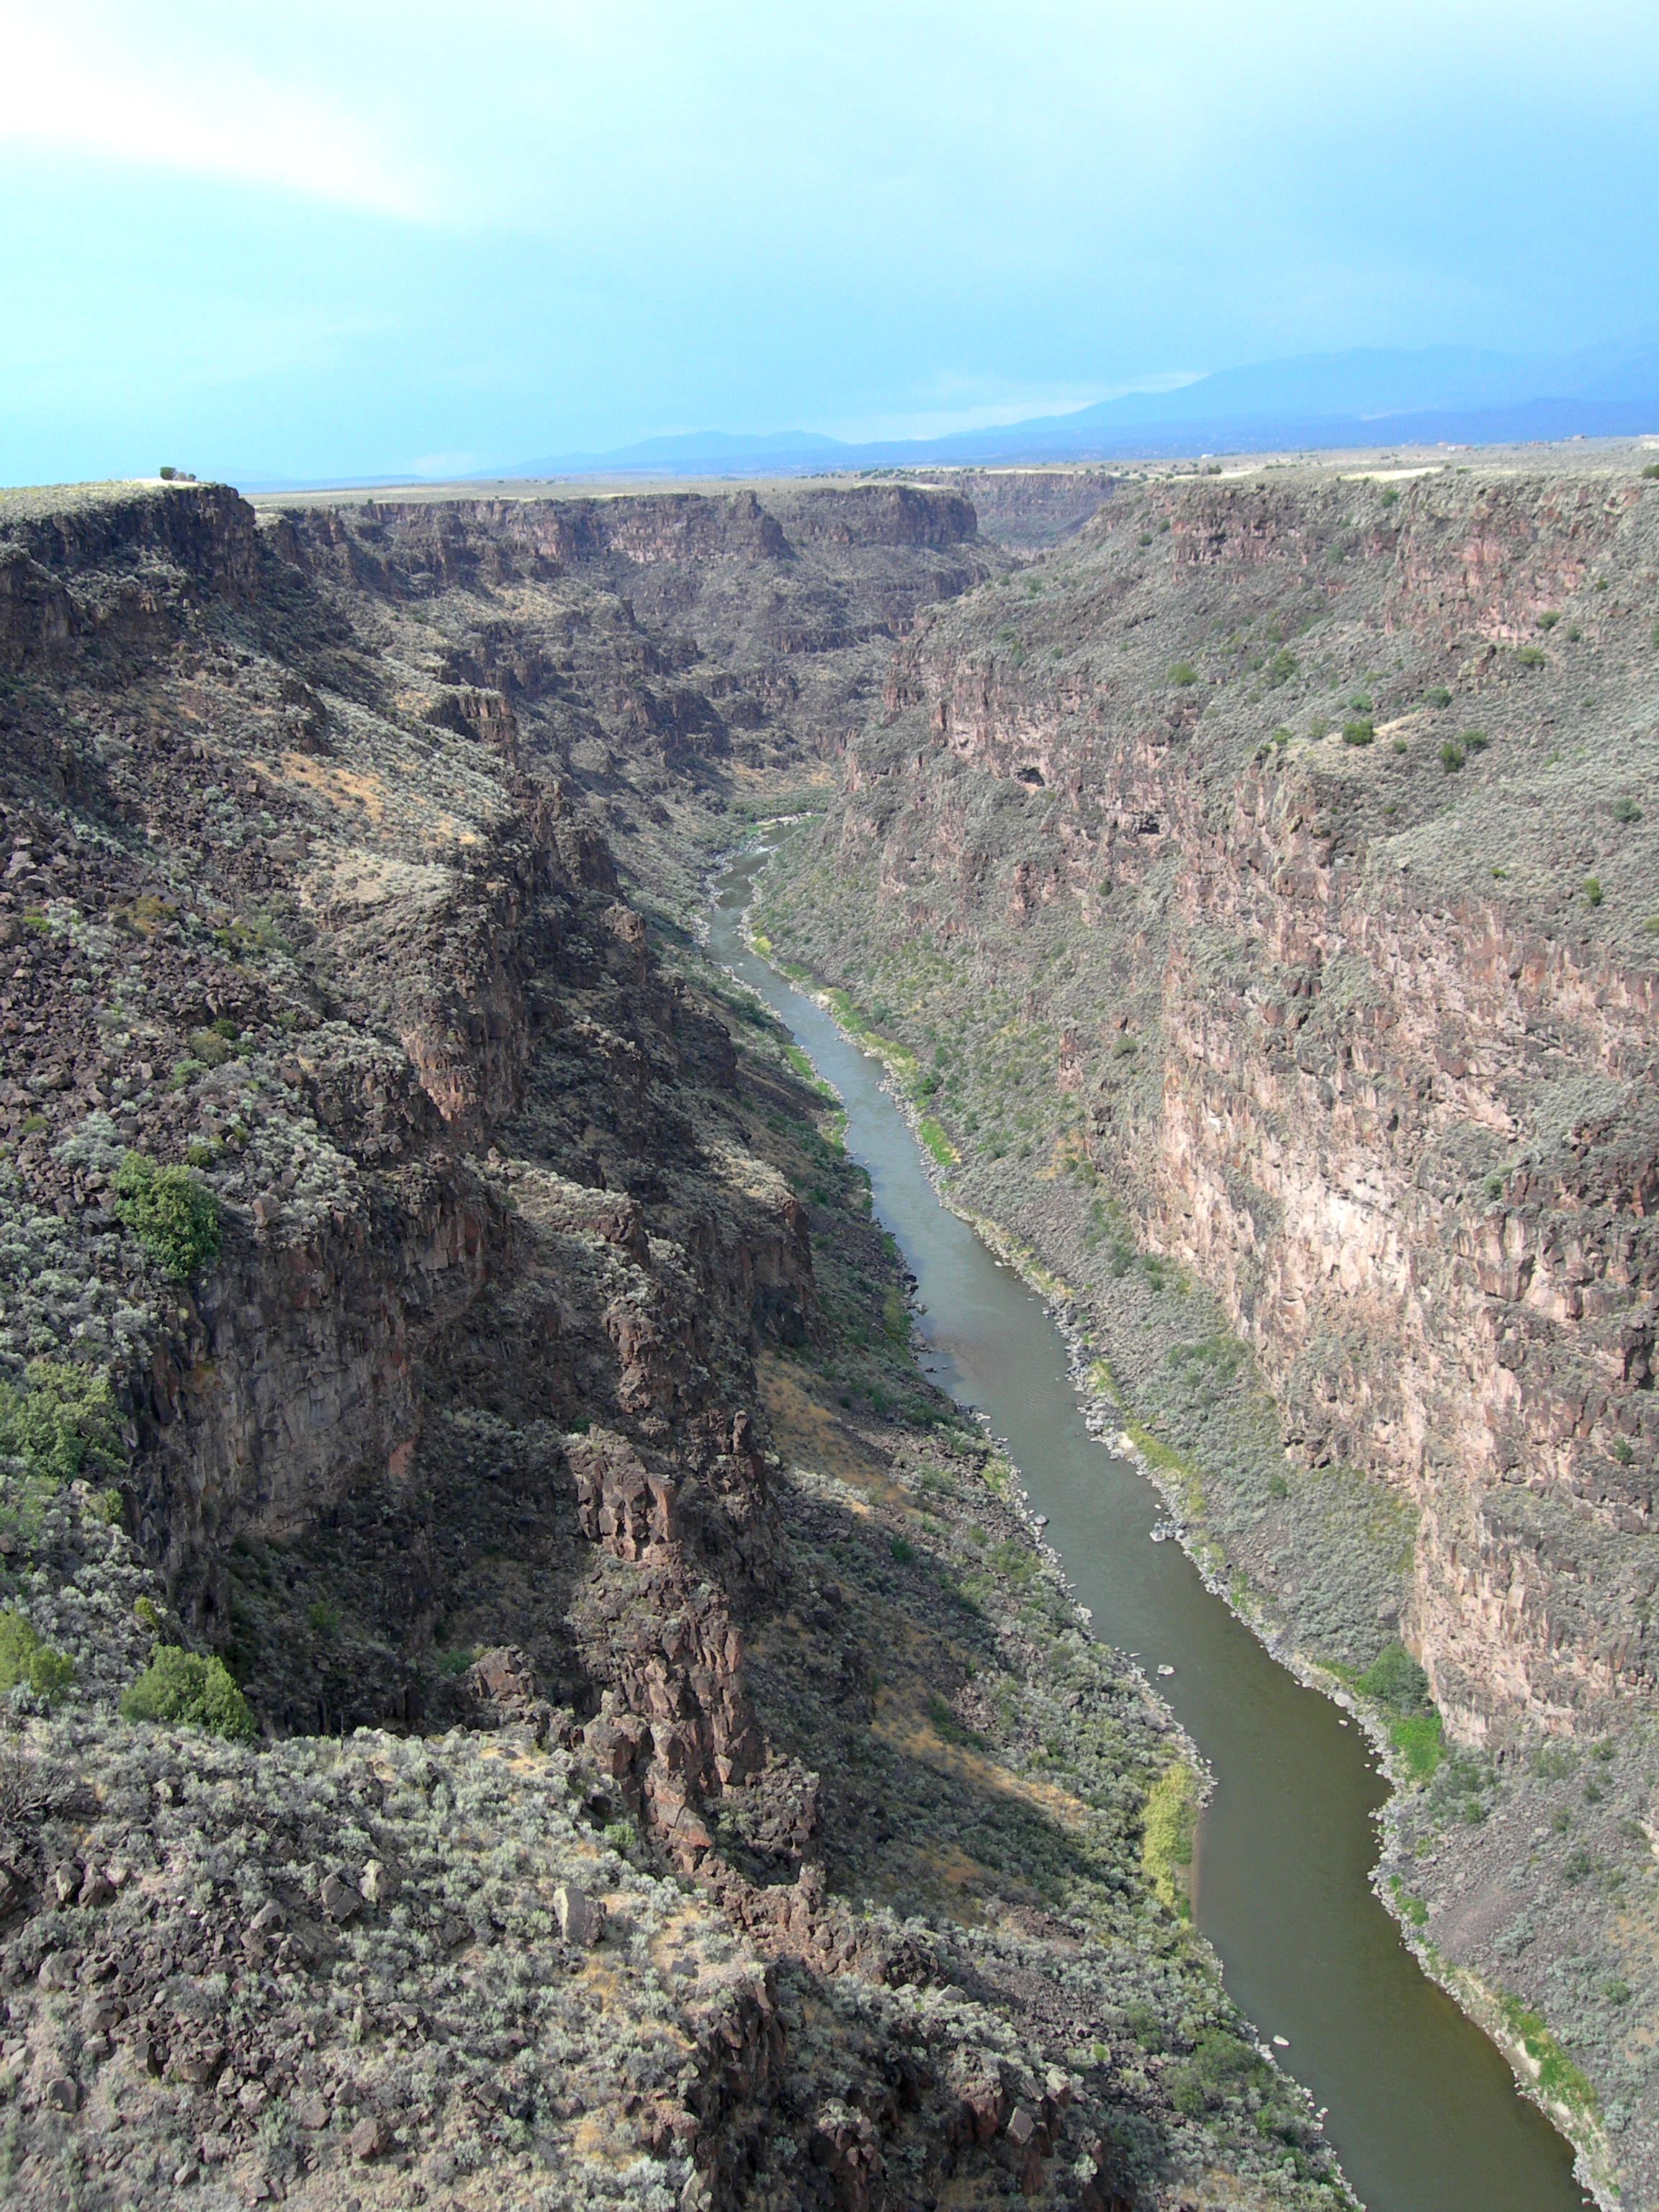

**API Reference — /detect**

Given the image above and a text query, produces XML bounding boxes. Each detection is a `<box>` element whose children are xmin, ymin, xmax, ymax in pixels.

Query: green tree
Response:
<box><xmin>0</xmin><ymin>1611</ymin><xmax>73</xmax><ymax>1704</ymax></box>
<box><xmin>114</xmin><ymin>1153</ymin><xmax>221</xmax><ymax>1280</ymax></box>
<box><xmin>120</xmin><ymin>1646</ymin><xmax>256</xmax><ymax>1739</ymax></box>
<box><xmin>0</xmin><ymin>1359</ymin><xmax>123</xmax><ymax>1485</ymax></box>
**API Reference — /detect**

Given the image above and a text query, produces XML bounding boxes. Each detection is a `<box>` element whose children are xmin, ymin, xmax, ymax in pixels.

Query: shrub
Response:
<box><xmin>1613</xmin><ymin>797</ymin><xmax>1642</xmax><ymax>824</ymax></box>
<box><xmin>917</xmin><ymin>1118</ymin><xmax>955</xmax><ymax>1166</ymax></box>
<box><xmin>1585</xmin><ymin>878</ymin><xmax>1604</xmax><ymax>908</ymax></box>
<box><xmin>1440</xmin><ymin>742</ymin><xmax>1465</xmax><ymax>773</ymax></box>
<box><xmin>1517</xmin><ymin>644</ymin><xmax>1546</xmax><ymax>667</ymax></box>
<box><xmin>1424</xmin><ymin>686</ymin><xmax>1452</xmax><ymax>707</ymax></box>
<box><xmin>1380</xmin><ymin>486</ymin><xmax>1400</xmax><ymax>507</ymax></box>
<box><xmin>1141</xmin><ymin>1761</ymin><xmax>1197</xmax><ymax>1918</ymax></box>
<box><xmin>1462</xmin><ymin>728</ymin><xmax>1489</xmax><ymax>752</ymax></box>
<box><xmin>1265</xmin><ymin>647</ymin><xmax>1297</xmax><ymax>686</ymax></box>
<box><xmin>1356</xmin><ymin>1641</ymin><xmax>1432</xmax><ymax>1713</ymax></box>
<box><xmin>1392</xmin><ymin>739</ymin><xmax>1408</xmax><ymax>755</ymax></box>
<box><xmin>1644</xmin><ymin>463</ymin><xmax>1659</xmax><ymax>480</ymax></box>
<box><xmin>120</xmin><ymin>1645</ymin><xmax>256</xmax><ymax>1739</ymax></box>
<box><xmin>1168</xmin><ymin>2031</ymin><xmax>1264</xmax><ymax>2115</ymax></box>
<box><xmin>1341</xmin><ymin>719</ymin><xmax>1375</xmax><ymax>746</ymax></box>
<box><xmin>889</xmin><ymin>1536</ymin><xmax>915</xmax><ymax>1564</ymax></box>
<box><xmin>0</xmin><ymin>1359</ymin><xmax>123</xmax><ymax>1486</ymax></box>
<box><xmin>0</xmin><ymin>1611</ymin><xmax>73</xmax><ymax>1704</ymax></box>
<box><xmin>1390</xmin><ymin>1710</ymin><xmax>1444</xmax><ymax>1779</ymax></box>
<box><xmin>1536</xmin><ymin>611</ymin><xmax>1561</xmax><ymax>629</ymax></box>
<box><xmin>114</xmin><ymin>1151</ymin><xmax>221</xmax><ymax>1279</ymax></box>
<box><xmin>1168</xmin><ymin>662</ymin><xmax>1199</xmax><ymax>687</ymax></box>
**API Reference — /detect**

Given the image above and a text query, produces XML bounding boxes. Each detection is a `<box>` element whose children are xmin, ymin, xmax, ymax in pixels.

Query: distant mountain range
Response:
<box><xmin>500</xmin><ymin>333</ymin><xmax>1659</xmax><ymax>480</ymax></box>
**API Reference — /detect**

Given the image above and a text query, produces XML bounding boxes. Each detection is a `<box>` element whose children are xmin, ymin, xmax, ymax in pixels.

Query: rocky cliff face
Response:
<box><xmin>0</xmin><ymin>479</ymin><xmax>1349</xmax><ymax>2212</ymax></box>
<box><xmin>759</xmin><ymin>455</ymin><xmax>1659</xmax><ymax>2188</ymax></box>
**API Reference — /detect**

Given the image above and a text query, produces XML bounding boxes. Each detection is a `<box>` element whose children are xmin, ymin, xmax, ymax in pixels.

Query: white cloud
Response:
<box><xmin>0</xmin><ymin>9</ymin><xmax>434</xmax><ymax>217</ymax></box>
<box><xmin>825</xmin><ymin>374</ymin><xmax>1205</xmax><ymax>446</ymax></box>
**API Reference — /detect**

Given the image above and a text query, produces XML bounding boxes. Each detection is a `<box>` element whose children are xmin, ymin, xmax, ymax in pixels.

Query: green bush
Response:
<box><xmin>1356</xmin><ymin>1640</ymin><xmax>1432</xmax><ymax>1712</ymax></box>
<box><xmin>1390</xmin><ymin>1710</ymin><xmax>1444</xmax><ymax>1780</ymax></box>
<box><xmin>1380</xmin><ymin>486</ymin><xmax>1400</xmax><ymax>508</ymax></box>
<box><xmin>1265</xmin><ymin>647</ymin><xmax>1297</xmax><ymax>686</ymax></box>
<box><xmin>1341</xmin><ymin>719</ymin><xmax>1375</xmax><ymax>746</ymax></box>
<box><xmin>0</xmin><ymin>1610</ymin><xmax>73</xmax><ymax>1704</ymax></box>
<box><xmin>1142</xmin><ymin>1761</ymin><xmax>1197</xmax><ymax>1918</ymax></box>
<box><xmin>1168</xmin><ymin>661</ymin><xmax>1199</xmax><ymax>687</ymax></box>
<box><xmin>1424</xmin><ymin>687</ymin><xmax>1452</xmax><ymax>707</ymax></box>
<box><xmin>0</xmin><ymin>1359</ymin><xmax>123</xmax><ymax>1486</ymax></box>
<box><xmin>114</xmin><ymin>1152</ymin><xmax>221</xmax><ymax>1280</ymax></box>
<box><xmin>1517</xmin><ymin>644</ymin><xmax>1546</xmax><ymax>668</ymax></box>
<box><xmin>1613</xmin><ymin>797</ymin><xmax>1642</xmax><ymax>824</ymax></box>
<box><xmin>1536</xmin><ymin>611</ymin><xmax>1561</xmax><ymax>629</ymax></box>
<box><xmin>1644</xmin><ymin>463</ymin><xmax>1659</xmax><ymax>480</ymax></box>
<box><xmin>1462</xmin><ymin>728</ymin><xmax>1489</xmax><ymax>752</ymax></box>
<box><xmin>1585</xmin><ymin>877</ymin><xmax>1604</xmax><ymax>908</ymax></box>
<box><xmin>1168</xmin><ymin>2031</ymin><xmax>1265</xmax><ymax>2115</ymax></box>
<box><xmin>1440</xmin><ymin>742</ymin><xmax>1465</xmax><ymax>773</ymax></box>
<box><xmin>120</xmin><ymin>1645</ymin><xmax>256</xmax><ymax>1739</ymax></box>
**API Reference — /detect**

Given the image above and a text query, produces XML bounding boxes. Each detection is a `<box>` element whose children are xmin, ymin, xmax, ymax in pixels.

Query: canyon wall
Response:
<box><xmin>783</xmin><ymin>462</ymin><xmax>1659</xmax><ymax>1735</ymax></box>
<box><xmin>760</xmin><ymin>457</ymin><xmax>1659</xmax><ymax>2187</ymax></box>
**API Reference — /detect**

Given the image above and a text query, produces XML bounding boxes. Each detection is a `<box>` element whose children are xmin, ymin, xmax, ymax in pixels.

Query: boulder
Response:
<box><xmin>554</xmin><ymin>1883</ymin><xmax>603</xmax><ymax>1946</ymax></box>
<box><xmin>319</xmin><ymin>1872</ymin><xmax>361</xmax><ymax>1923</ymax></box>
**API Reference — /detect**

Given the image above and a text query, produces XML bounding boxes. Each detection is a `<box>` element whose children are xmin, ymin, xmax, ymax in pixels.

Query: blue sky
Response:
<box><xmin>3</xmin><ymin>0</ymin><xmax>1657</xmax><ymax>485</ymax></box>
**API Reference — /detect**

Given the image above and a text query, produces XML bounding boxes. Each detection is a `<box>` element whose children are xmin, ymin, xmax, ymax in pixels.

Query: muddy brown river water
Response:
<box><xmin>713</xmin><ymin>843</ymin><xmax>1591</xmax><ymax>2212</ymax></box>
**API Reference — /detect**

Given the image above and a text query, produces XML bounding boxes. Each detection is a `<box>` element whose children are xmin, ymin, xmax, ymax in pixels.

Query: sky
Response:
<box><xmin>3</xmin><ymin>0</ymin><xmax>1658</xmax><ymax>485</ymax></box>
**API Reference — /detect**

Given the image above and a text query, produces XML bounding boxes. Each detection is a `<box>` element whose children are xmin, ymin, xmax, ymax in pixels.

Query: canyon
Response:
<box><xmin>0</xmin><ymin>447</ymin><xmax>1653</xmax><ymax>2208</ymax></box>
<box><xmin>0</xmin><ymin>475</ymin><xmax>1356</xmax><ymax>2211</ymax></box>
<box><xmin>756</xmin><ymin>449</ymin><xmax>1659</xmax><ymax>2199</ymax></box>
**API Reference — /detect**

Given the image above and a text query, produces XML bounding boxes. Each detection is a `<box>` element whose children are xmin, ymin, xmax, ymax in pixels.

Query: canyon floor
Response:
<box><xmin>0</xmin><ymin>442</ymin><xmax>1651</xmax><ymax>2208</ymax></box>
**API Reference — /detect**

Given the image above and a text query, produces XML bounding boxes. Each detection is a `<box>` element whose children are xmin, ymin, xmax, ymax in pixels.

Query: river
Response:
<box><xmin>710</xmin><ymin>842</ymin><xmax>1590</xmax><ymax>2212</ymax></box>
